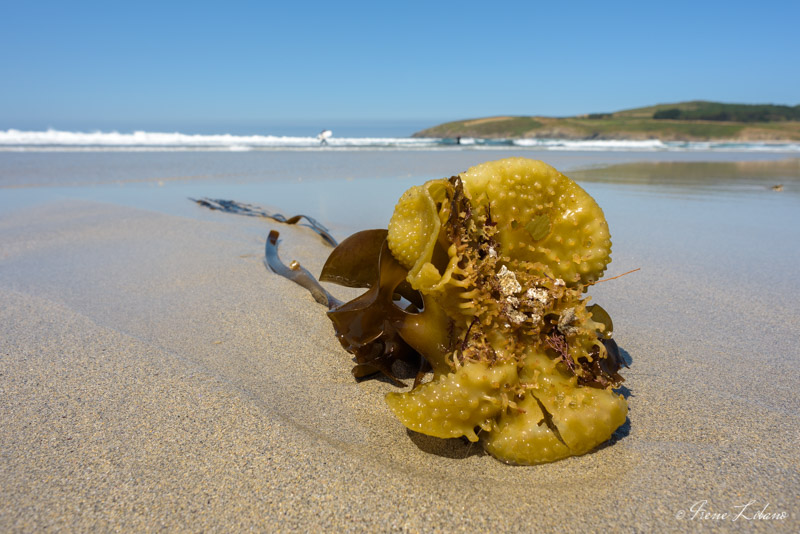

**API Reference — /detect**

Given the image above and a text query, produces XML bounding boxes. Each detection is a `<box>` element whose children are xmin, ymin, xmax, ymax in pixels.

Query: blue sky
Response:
<box><xmin>1</xmin><ymin>0</ymin><xmax>798</xmax><ymax>129</ymax></box>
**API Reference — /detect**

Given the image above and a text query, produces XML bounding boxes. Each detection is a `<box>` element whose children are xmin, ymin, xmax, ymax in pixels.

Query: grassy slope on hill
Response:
<box><xmin>413</xmin><ymin>101</ymin><xmax>800</xmax><ymax>141</ymax></box>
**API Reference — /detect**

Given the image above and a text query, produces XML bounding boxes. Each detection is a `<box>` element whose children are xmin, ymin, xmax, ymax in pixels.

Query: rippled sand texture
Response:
<box><xmin>1</xmin><ymin>154</ymin><xmax>799</xmax><ymax>531</ymax></box>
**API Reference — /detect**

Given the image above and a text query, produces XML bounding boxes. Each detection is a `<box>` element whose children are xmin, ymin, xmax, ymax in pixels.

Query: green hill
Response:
<box><xmin>413</xmin><ymin>101</ymin><xmax>800</xmax><ymax>141</ymax></box>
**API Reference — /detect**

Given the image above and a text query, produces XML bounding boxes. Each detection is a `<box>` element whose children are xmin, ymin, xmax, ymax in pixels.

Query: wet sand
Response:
<box><xmin>1</xmin><ymin>152</ymin><xmax>798</xmax><ymax>531</ymax></box>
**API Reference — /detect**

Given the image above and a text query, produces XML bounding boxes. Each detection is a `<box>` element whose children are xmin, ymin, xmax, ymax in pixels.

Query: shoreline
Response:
<box><xmin>412</xmin><ymin>131</ymin><xmax>800</xmax><ymax>143</ymax></box>
<box><xmin>412</xmin><ymin>102</ymin><xmax>800</xmax><ymax>142</ymax></box>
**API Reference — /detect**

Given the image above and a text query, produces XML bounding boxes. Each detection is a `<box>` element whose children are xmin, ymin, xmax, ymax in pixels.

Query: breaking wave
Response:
<box><xmin>1</xmin><ymin>129</ymin><xmax>798</xmax><ymax>152</ymax></box>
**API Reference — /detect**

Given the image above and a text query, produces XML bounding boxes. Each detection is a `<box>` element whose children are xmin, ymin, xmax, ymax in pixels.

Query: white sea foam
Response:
<box><xmin>0</xmin><ymin>128</ymin><xmax>444</xmax><ymax>150</ymax></box>
<box><xmin>513</xmin><ymin>138</ymin><xmax>669</xmax><ymax>150</ymax></box>
<box><xmin>0</xmin><ymin>129</ymin><xmax>320</xmax><ymax>147</ymax></box>
<box><xmin>1</xmin><ymin>128</ymin><xmax>798</xmax><ymax>153</ymax></box>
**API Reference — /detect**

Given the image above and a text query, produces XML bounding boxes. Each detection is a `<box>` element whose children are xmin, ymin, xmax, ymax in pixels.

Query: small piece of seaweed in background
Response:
<box><xmin>191</xmin><ymin>197</ymin><xmax>338</xmax><ymax>247</ymax></box>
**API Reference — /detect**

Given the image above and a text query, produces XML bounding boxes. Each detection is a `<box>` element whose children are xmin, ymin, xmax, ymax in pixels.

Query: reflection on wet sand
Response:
<box><xmin>571</xmin><ymin>158</ymin><xmax>800</xmax><ymax>195</ymax></box>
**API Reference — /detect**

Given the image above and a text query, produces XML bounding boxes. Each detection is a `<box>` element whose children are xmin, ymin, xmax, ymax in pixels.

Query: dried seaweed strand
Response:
<box><xmin>192</xmin><ymin>197</ymin><xmax>338</xmax><ymax>247</ymax></box>
<box><xmin>589</xmin><ymin>268</ymin><xmax>641</xmax><ymax>285</ymax></box>
<box><xmin>546</xmin><ymin>332</ymin><xmax>574</xmax><ymax>374</ymax></box>
<box><xmin>265</xmin><ymin>230</ymin><xmax>342</xmax><ymax>309</ymax></box>
<box><xmin>530</xmin><ymin>393</ymin><xmax>569</xmax><ymax>448</ymax></box>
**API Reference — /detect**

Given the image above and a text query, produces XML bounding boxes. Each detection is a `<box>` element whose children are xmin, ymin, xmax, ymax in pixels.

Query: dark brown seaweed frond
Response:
<box><xmin>320</xmin><ymin>229</ymin><xmax>388</xmax><ymax>288</ymax></box>
<box><xmin>193</xmin><ymin>197</ymin><xmax>338</xmax><ymax>247</ymax></box>
<box><xmin>326</xmin><ymin>240</ymin><xmax>427</xmax><ymax>385</ymax></box>
<box><xmin>266</xmin><ymin>226</ymin><xmax>450</xmax><ymax>385</ymax></box>
<box><xmin>266</xmin><ymin>228</ymin><xmax>413</xmax><ymax>383</ymax></box>
<box><xmin>320</xmin><ymin>229</ymin><xmax>423</xmax><ymax>308</ymax></box>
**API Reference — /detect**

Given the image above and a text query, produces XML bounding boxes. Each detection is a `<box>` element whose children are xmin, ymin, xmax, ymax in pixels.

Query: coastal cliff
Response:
<box><xmin>413</xmin><ymin>101</ymin><xmax>800</xmax><ymax>142</ymax></box>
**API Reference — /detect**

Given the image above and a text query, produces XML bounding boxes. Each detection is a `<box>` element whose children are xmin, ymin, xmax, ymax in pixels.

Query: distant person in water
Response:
<box><xmin>318</xmin><ymin>129</ymin><xmax>332</xmax><ymax>146</ymax></box>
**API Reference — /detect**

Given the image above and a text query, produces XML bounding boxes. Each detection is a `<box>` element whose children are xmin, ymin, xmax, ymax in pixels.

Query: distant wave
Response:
<box><xmin>513</xmin><ymin>138</ymin><xmax>669</xmax><ymax>150</ymax></box>
<box><xmin>1</xmin><ymin>129</ymin><xmax>798</xmax><ymax>152</ymax></box>
<box><xmin>511</xmin><ymin>138</ymin><xmax>800</xmax><ymax>152</ymax></box>
<box><xmin>0</xmin><ymin>129</ymin><xmax>439</xmax><ymax>149</ymax></box>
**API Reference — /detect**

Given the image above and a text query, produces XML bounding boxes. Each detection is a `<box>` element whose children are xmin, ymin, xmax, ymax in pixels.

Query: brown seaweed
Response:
<box><xmin>193</xmin><ymin>197</ymin><xmax>338</xmax><ymax>247</ymax></box>
<box><xmin>266</xmin><ymin>227</ymin><xmax>453</xmax><ymax>385</ymax></box>
<box><xmin>325</xmin><ymin>238</ymin><xmax>420</xmax><ymax>384</ymax></box>
<box><xmin>209</xmin><ymin>157</ymin><xmax>633</xmax><ymax>464</ymax></box>
<box><xmin>261</xmin><ymin>182</ymin><xmax>624</xmax><ymax>390</ymax></box>
<box><xmin>265</xmin><ymin>230</ymin><xmax>341</xmax><ymax>308</ymax></box>
<box><xmin>325</xmin><ymin>237</ymin><xmax>454</xmax><ymax>384</ymax></box>
<box><xmin>320</xmin><ymin>229</ymin><xmax>388</xmax><ymax>288</ymax></box>
<box><xmin>320</xmin><ymin>229</ymin><xmax>423</xmax><ymax>308</ymax></box>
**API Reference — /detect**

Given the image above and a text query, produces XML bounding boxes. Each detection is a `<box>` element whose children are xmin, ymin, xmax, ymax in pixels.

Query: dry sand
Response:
<box><xmin>1</xmin><ymin>167</ymin><xmax>799</xmax><ymax>532</ymax></box>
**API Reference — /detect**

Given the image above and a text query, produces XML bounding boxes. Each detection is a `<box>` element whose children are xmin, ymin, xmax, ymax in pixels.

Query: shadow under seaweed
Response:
<box><xmin>406</xmin><ymin>429</ymin><xmax>485</xmax><ymax>460</ymax></box>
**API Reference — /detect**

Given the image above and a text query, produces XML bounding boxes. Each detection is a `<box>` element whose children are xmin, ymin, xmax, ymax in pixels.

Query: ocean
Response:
<box><xmin>2</xmin><ymin>125</ymin><xmax>800</xmax><ymax>152</ymax></box>
<box><xmin>1</xmin><ymin>121</ymin><xmax>798</xmax><ymax>241</ymax></box>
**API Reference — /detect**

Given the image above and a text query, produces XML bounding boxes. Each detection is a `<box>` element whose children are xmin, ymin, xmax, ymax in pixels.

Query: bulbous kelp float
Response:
<box><xmin>267</xmin><ymin>157</ymin><xmax>630</xmax><ymax>465</ymax></box>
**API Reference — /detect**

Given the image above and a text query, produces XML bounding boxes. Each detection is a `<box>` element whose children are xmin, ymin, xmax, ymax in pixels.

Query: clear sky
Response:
<box><xmin>1</xmin><ymin>0</ymin><xmax>798</xmax><ymax>128</ymax></box>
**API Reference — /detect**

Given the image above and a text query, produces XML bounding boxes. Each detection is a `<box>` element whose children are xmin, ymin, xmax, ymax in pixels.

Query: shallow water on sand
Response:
<box><xmin>3</xmin><ymin>149</ymin><xmax>798</xmax><ymax>352</ymax></box>
<box><xmin>2</xmin><ymin>150</ymin><xmax>798</xmax><ymax>298</ymax></box>
<box><xmin>1</xmin><ymin>149</ymin><xmax>798</xmax><ymax>219</ymax></box>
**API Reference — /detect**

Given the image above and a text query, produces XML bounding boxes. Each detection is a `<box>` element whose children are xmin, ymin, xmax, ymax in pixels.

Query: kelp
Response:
<box><xmin>210</xmin><ymin>157</ymin><xmax>633</xmax><ymax>464</ymax></box>
<box><xmin>325</xmin><ymin>236</ymin><xmax>435</xmax><ymax>386</ymax></box>
<box><xmin>265</xmin><ymin>230</ymin><xmax>341</xmax><ymax>308</ymax></box>
<box><xmin>193</xmin><ymin>197</ymin><xmax>338</xmax><ymax>246</ymax></box>
<box><xmin>267</xmin><ymin>229</ymin><xmax>452</xmax><ymax>385</ymax></box>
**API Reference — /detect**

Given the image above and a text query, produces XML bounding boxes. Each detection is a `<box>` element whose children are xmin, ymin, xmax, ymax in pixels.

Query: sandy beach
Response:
<box><xmin>1</xmin><ymin>149</ymin><xmax>798</xmax><ymax>532</ymax></box>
